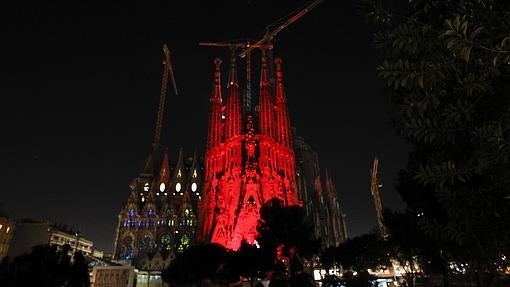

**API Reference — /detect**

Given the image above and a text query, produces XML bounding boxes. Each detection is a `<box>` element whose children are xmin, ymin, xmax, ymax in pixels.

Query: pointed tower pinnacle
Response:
<box><xmin>274</xmin><ymin>58</ymin><xmax>292</xmax><ymax>148</ymax></box>
<box><xmin>207</xmin><ymin>58</ymin><xmax>223</xmax><ymax>149</ymax></box>
<box><xmin>225</xmin><ymin>49</ymin><xmax>242</xmax><ymax>140</ymax></box>
<box><xmin>258</xmin><ymin>50</ymin><xmax>275</xmax><ymax>139</ymax></box>
<box><xmin>157</xmin><ymin>149</ymin><xmax>170</xmax><ymax>196</ymax></box>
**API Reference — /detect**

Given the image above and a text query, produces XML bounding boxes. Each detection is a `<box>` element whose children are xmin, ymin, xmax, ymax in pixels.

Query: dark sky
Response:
<box><xmin>1</xmin><ymin>0</ymin><xmax>410</xmax><ymax>252</ymax></box>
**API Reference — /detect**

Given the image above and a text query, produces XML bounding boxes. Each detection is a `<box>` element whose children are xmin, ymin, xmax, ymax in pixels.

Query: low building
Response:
<box><xmin>49</xmin><ymin>229</ymin><xmax>93</xmax><ymax>256</ymax></box>
<box><xmin>8</xmin><ymin>218</ymin><xmax>93</xmax><ymax>258</ymax></box>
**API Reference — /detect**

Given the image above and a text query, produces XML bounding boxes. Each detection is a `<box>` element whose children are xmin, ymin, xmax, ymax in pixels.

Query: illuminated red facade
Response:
<box><xmin>197</xmin><ymin>53</ymin><xmax>301</xmax><ymax>250</ymax></box>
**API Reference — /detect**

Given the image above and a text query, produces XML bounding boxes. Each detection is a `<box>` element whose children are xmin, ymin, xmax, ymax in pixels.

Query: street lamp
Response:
<box><xmin>75</xmin><ymin>230</ymin><xmax>81</xmax><ymax>254</ymax></box>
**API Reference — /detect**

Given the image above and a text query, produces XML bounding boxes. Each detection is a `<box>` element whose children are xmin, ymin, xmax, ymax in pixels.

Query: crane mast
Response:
<box><xmin>152</xmin><ymin>44</ymin><xmax>178</xmax><ymax>153</ymax></box>
<box><xmin>370</xmin><ymin>157</ymin><xmax>389</xmax><ymax>239</ymax></box>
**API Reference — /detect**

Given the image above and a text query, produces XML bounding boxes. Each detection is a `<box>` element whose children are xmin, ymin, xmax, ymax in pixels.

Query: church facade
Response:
<box><xmin>196</xmin><ymin>54</ymin><xmax>302</xmax><ymax>250</ymax></box>
<box><xmin>113</xmin><ymin>48</ymin><xmax>346</xmax><ymax>270</ymax></box>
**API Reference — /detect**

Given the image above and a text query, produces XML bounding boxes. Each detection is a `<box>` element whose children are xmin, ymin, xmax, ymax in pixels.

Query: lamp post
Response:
<box><xmin>74</xmin><ymin>230</ymin><xmax>81</xmax><ymax>254</ymax></box>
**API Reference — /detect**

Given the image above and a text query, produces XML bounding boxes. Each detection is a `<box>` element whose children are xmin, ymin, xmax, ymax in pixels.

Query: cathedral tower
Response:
<box><xmin>197</xmin><ymin>51</ymin><xmax>301</xmax><ymax>250</ymax></box>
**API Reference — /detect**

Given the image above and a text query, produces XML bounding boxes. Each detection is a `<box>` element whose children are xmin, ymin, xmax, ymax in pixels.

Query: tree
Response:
<box><xmin>161</xmin><ymin>243</ymin><xmax>229</xmax><ymax>286</ymax></box>
<box><xmin>224</xmin><ymin>240</ymin><xmax>265</xmax><ymax>287</ymax></box>
<box><xmin>392</xmin><ymin>165</ymin><xmax>459</xmax><ymax>287</ymax></box>
<box><xmin>68</xmin><ymin>251</ymin><xmax>90</xmax><ymax>287</ymax></box>
<box><xmin>0</xmin><ymin>244</ymin><xmax>90</xmax><ymax>287</ymax></box>
<box><xmin>256</xmin><ymin>198</ymin><xmax>320</xmax><ymax>282</ymax></box>
<box><xmin>335</xmin><ymin>233</ymin><xmax>391</xmax><ymax>273</ymax></box>
<box><xmin>383</xmin><ymin>208</ymin><xmax>437</xmax><ymax>287</ymax></box>
<box><xmin>320</xmin><ymin>246</ymin><xmax>339</xmax><ymax>273</ymax></box>
<box><xmin>360</xmin><ymin>0</ymin><xmax>510</xmax><ymax>286</ymax></box>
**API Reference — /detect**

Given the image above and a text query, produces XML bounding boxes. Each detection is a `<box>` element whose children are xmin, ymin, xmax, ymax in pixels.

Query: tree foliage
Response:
<box><xmin>257</xmin><ymin>198</ymin><xmax>320</xmax><ymax>273</ymax></box>
<box><xmin>256</xmin><ymin>198</ymin><xmax>320</xmax><ymax>285</ymax></box>
<box><xmin>335</xmin><ymin>233</ymin><xmax>391</xmax><ymax>273</ymax></box>
<box><xmin>0</xmin><ymin>244</ymin><xmax>90</xmax><ymax>287</ymax></box>
<box><xmin>257</xmin><ymin>198</ymin><xmax>320</xmax><ymax>261</ymax></box>
<box><xmin>161</xmin><ymin>243</ymin><xmax>230</xmax><ymax>286</ymax></box>
<box><xmin>360</xmin><ymin>0</ymin><xmax>510</xmax><ymax>285</ymax></box>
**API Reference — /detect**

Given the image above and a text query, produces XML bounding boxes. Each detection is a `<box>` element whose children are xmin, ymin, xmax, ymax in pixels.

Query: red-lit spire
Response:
<box><xmin>274</xmin><ymin>58</ymin><xmax>292</xmax><ymax>148</ymax></box>
<box><xmin>258</xmin><ymin>52</ymin><xmax>275</xmax><ymax>139</ymax></box>
<box><xmin>225</xmin><ymin>51</ymin><xmax>242</xmax><ymax>139</ymax></box>
<box><xmin>207</xmin><ymin>58</ymin><xmax>223</xmax><ymax>149</ymax></box>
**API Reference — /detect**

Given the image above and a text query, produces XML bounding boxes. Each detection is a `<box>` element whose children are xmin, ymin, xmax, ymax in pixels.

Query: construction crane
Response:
<box><xmin>152</xmin><ymin>44</ymin><xmax>178</xmax><ymax>153</ymax></box>
<box><xmin>199</xmin><ymin>0</ymin><xmax>323</xmax><ymax>54</ymax></box>
<box><xmin>238</xmin><ymin>0</ymin><xmax>323</xmax><ymax>58</ymax></box>
<box><xmin>199</xmin><ymin>0</ymin><xmax>323</xmax><ymax>114</ymax></box>
<box><xmin>370</xmin><ymin>157</ymin><xmax>389</xmax><ymax>239</ymax></box>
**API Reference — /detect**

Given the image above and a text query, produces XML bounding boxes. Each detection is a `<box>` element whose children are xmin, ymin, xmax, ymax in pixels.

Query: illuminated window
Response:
<box><xmin>178</xmin><ymin>234</ymin><xmax>190</xmax><ymax>253</ymax></box>
<box><xmin>175</xmin><ymin>182</ymin><xmax>182</xmax><ymax>192</ymax></box>
<box><xmin>191</xmin><ymin>182</ymin><xmax>198</xmax><ymax>192</ymax></box>
<box><xmin>6</xmin><ymin>227</ymin><xmax>10</xmax><ymax>233</ymax></box>
<box><xmin>184</xmin><ymin>209</ymin><xmax>196</xmax><ymax>226</ymax></box>
<box><xmin>177</xmin><ymin>170</ymin><xmax>182</xmax><ymax>178</ymax></box>
<box><xmin>193</xmin><ymin>170</ymin><xmax>197</xmax><ymax>178</ymax></box>
<box><xmin>143</xmin><ymin>183</ymin><xmax>150</xmax><ymax>192</ymax></box>
<box><xmin>159</xmin><ymin>182</ymin><xmax>166</xmax><ymax>192</ymax></box>
<box><xmin>0</xmin><ymin>224</ymin><xmax>2</xmax><ymax>230</ymax></box>
<box><xmin>160</xmin><ymin>234</ymin><xmax>173</xmax><ymax>251</ymax></box>
<box><xmin>141</xmin><ymin>197</ymin><xmax>145</xmax><ymax>202</ymax></box>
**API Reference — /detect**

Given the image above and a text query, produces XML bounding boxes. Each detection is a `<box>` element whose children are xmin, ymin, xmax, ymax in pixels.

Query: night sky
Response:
<box><xmin>1</xmin><ymin>0</ymin><xmax>410</xmax><ymax>252</ymax></box>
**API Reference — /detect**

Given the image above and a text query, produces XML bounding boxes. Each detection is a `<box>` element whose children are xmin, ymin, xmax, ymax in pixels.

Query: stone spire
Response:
<box><xmin>258</xmin><ymin>51</ymin><xmax>275</xmax><ymax>139</ymax></box>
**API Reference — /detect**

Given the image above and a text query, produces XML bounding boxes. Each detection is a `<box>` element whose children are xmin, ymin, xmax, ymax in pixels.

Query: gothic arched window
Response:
<box><xmin>160</xmin><ymin>234</ymin><xmax>173</xmax><ymax>251</ymax></box>
<box><xmin>139</xmin><ymin>233</ymin><xmax>155</xmax><ymax>255</ymax></box>
<box><xmin>117</xmin><ymin>236</ymin><xmax>134</xmax><ymax>260</ymax></box>
<box><xmin>184</xmin><ymin>209</ymin><xmax>196</xmax><ymax>226</ymax></box>
<box><xmin>177</xmin><ymin>234</ymin><xmax>190</xmax><ymax>253</ymax></box>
